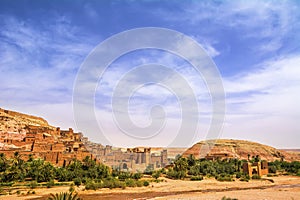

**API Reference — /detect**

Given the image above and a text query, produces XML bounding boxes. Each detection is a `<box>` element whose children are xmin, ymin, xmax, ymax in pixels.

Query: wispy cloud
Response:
<box><xmin>222</xmin><ymin>54</ymin><xmax>300</xmax><ymax>147</ymax></box>
<box><xmin>159</xmin><ymin>1</ymin><xmax>300</xmax><ymax>54</ymax></box>
<box><xmin>0</xmin><ymin>15</ymin><xmax>95</xmax><ymax>106</ymax></box>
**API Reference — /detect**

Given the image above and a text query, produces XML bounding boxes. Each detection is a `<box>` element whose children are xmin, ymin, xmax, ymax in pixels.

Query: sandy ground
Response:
<box><xmin>0</xmin><ymin>176</ymin><xmax>299</xmax><ymax>200</ymax></box>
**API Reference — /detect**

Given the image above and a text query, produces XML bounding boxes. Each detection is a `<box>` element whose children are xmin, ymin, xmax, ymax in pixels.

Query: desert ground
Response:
<box><xmin>0</xmin><ymin>176</ymin><xmax>299</xmax><ymax>200</ymax></box>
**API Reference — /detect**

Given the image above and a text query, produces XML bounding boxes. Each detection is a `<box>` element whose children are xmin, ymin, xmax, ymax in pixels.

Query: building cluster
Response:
<box><xmin>83</xmin><ymin>140</ymin><xmax>169</xmax><ymax>172</ymax></box>
<box><xmin>0</xmin><ymin>125</ymin><xmax>92</xmax><ymax>166</ymax></box>
<box><xmin>0</xmin><ymin>124</ymin><xmax>169</xmax><ymax>172</ymax></box>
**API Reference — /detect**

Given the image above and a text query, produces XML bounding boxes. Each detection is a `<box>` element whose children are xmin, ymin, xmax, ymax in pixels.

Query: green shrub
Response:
<box><xmin>85</xmin><ymin>180</ymin><xmax>99</xmax><ymax>190</ymax></box>
<box><xmin>239</xmin><ymin>174</ymin><xmax>250</xmax><ymax>182</ymax></box>
<box><xmin>216</xmin><ymin>174</ymin><xmax>233</xmax><ymax>182</ymax></box>
<box><xmin>46</xmin><ymin>180</ymin><xmax>55</xmax><ymax>188</ymax></box>
<box><xmin>190</xmin><ymin>175</ymin><xmax>203</xmax><ymax>181</ymax></box>
<box><xmin>29</xmin><ymin>181</ymin><xmax>38</xmax><ymax>189</ymax></box>
<box><xmin>217</xmin><ymin>176</ymin><xmax>233</xmax><ymax>182</ymax></box>
<box><xmin>166</xmin><ymin>169</ymin><xmax>186</xmax><ymax>179</ymax></box>
<box><xmin>118</xmin><ymin>172</ymin><xmax>132</xmax><ymax>180</ymax></box>
<box><xmin>73</xmin><ymin>177</ymin><xmax>82</xmax><ymax>186</ymax></box>
<box><xmin>235</xmin><ymin>172</ymin><xmax>242</xmax><ymax>179</ymax></box>
<box><xmin>251</xmin><ymin>175</ymin><xmax>261</xmax><ymax>179</ymax></box>
<box><xmin>132</xmin><ymin>173</ymin><xmax>142</xmax><ymax>180</ymax></box>
<box><xmin>143</xmin><ymin>181</ymin><xmax>150</xmax><ymax>186</ymax></box>
<box><xmin>240</xmin><ymin>177</ymin><xmax>249</xmax><ymax>182</ymax></box>
<box><xmin>152</xmin><ymin>171</ymin><xmax>161</xmax><ymax>179</ymax></box>
<box><xmin>268</xmin><ymin>165</ymin><xmax>277</xmax><ymax>174</ymax></box>
<box><xmin>102</xmin><ymin>178</ymin><xmax>124</xmax><ymax>189</ymax></box>
<box><xmin>136</xmin><ymin>180</ymin><xmax>143</xmax><ymax>187</ymax></box>
<box><xmin>125</xmin><ymin>179</ymin><xmax>136</xmax><ymax>187</ymax></box>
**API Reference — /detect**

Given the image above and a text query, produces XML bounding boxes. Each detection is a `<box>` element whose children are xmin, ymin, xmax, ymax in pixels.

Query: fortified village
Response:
<box><xmin>0</xmin><ymin>108</ymin><xmax>169</xmax><ymax>172</ymax></box>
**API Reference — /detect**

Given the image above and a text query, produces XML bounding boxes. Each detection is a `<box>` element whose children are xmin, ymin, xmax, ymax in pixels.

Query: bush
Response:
<box><xmin>135</xmin><ymin>180</ymin><xmax>143</xmax><ymax>187</ymax></box>
<box><xmin>73</xmin><ymin>177</ymin><xmax>82</xmax><ymax>186</ymax></box>
<box><xmin>143</xmin><ymin>181</ymin><xmax>150</xmax><ymax>186</ymax></box>
<box><xmin>235</xmin><ymin>172</ymin><xmax>242</xmax><ymax>179</ymax></box>
<box><xmin>152</xmin><ymin>171</ymin><xmax>161</xmax><ymax>180</ymax></box>
<box><xmin>46</xmin><ymin>180</ymin><xmax>55</xmax><ymax>188</ymax></box>
<box><xmin>29</xmin><ymin>181</ymin><xmax>38</xmax><ymax>189</ymax></box>
<box><xmin>190</xmin><ymin>175</ymin><xmax>203</xmax><ymax>181</ymax></box>
<box><xmin>118</xmin><ymin>172</ymin><xmax>132</xmax><ymax>180</ymax></box>
<box><xmin>239</xmin><ymin>174</ymin><xmax>250</xmax><ymax>182</ymax></box>
<box><xmin>132</xmin><ymin>173</ymin><xmax>142</xmax><ymax>180</ymax></box>
<box><xmin>103</xmin><ymin>178</ymin><xmax>124</xmax><ymax>189</ymax></box>
<box><xmin>125</xmin><ymin>179</ymin><xmax>136</xmax><ymax>187</ymax></box>
<box><xmin>166</xmin><ymin>169</ymin><xmax>186</xmax><ymax>179</ymax></box>
<box><xmin>240</xmin><ymin>177</ymin><xmax>249</xmax><ymax>182</ymax></box>
<box><xmin>252</xmin><ymin>175</ymin><xmax>261</xmax><ymax>179</ymax></box>
<box><xmin>85</xmin><ymin>180</ymin><xmax>100</xmax><ymax>190</ymax></box>
<box><xmin>217</xmin><ymin>176</ymin><xmax>233</xmax><ymax>182</ymax></box>
<box><xmin>215</xmin><ymin>174</ymin><xmax>233</xmax><ymax>182</ymax></box>
<box><xmin>268</xmin><ymin>165</ymin><xmax>277</xmax><ymax>174</ymax></box>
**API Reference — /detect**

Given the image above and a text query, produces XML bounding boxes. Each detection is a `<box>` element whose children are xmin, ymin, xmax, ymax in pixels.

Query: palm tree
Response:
<box><xmin>187</xmin><ymin>154</ymin><xmax>196</xmax><ymax>167</ymax></box>
<box><xmin>48</xmin><ymin>192</ymin><xmax>81</xmax><ymax>200</ymax></box>
<box><xmin>0</xmin><ymin>153</ymin><xmax>8</xmax><ymax>172</ymax></box>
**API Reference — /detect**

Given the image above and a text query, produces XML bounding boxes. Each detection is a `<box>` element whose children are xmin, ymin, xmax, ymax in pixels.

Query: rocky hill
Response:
<box><xmin>0</xmin><ymin>107</ymin><xmax>54</xmax><ymax>134</ymax></box>
<box><xmin>183</xmin><ymin>139</ymin><xmax>300</xmax><ymax>162</ymax></box>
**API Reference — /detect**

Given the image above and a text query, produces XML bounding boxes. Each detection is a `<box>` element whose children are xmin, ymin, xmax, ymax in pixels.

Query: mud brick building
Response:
<box><xmin>242</xmin><ymin>161</ymin><xmax>269</xmax><ymax>176</ymax></box>
<box><xmin>0</xmin><ymin>125</ymin><xmax>93</xmax><ymax>167</ymax></box>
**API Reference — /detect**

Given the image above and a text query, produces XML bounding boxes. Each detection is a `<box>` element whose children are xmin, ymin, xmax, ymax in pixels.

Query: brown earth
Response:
<box><xmin>183</xmin><ymin>139</ymin><xmax>300</xmax><ymax>162</ymax></box>
<box><xmin>0</xmin><ymin>176</ymin><xmax>299</xmax><ymax>200</ymax></box>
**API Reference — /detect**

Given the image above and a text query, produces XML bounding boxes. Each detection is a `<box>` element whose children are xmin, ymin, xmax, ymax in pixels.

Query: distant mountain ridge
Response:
<box><xmin>183</xmin><ymin>139</ymin><xmax>300</xmax><ymax>162</ymax></box>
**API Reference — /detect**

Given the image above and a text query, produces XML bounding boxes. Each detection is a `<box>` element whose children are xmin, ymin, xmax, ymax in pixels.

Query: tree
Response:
<box><xmin>187</xmin><ymin>154</ymin><xmax>196</xmax><ymax>168</ymax></box>
<box><xmin>174</xmin><ymin>157</ymin><xmax>188</xmax><ymax>172</ymax></box>
<box><xmin>152</xmin><ymin>171</ymin><xmax>161</xmax><ymax>180</ymax></box>
<box><xmin>0</xmin><ymin>153</ymin><xmax>8</xmax><ymax>172</ymax></box>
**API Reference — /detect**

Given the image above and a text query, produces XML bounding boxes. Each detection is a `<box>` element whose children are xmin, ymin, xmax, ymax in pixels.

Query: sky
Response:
<box><xmin>0</xmin><ymin>0</ymin><xmax>300</xmax><ymax>148</ymax></box>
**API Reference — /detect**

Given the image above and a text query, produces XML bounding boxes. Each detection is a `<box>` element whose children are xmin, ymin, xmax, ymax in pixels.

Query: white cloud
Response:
<box><xmin>0</xmin><ymin>15</ymin><xmax>94</xmax><ymax>105</ymax></box>
<box><xmin>222</xmin><ymin>54</ymin><xmax>300</xmax><ymax>148</ymax></box>
<box><xmin>160</xmin><ymin>1</ymin><xmax>299</xmax><ymax>54</ymax></box>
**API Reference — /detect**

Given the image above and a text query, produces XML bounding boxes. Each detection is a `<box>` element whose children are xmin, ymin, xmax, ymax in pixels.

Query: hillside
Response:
<box><xmin>0</xmin><ymin>107</ymin><xmax>55</xmax><ymax>134</ymax></box>
<box><xmin>183</xmin><ymin>139</ymin><xmax>300</xmax><ymax>162</ymax></box>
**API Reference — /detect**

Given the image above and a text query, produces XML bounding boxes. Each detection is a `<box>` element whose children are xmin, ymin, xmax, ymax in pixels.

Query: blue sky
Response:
<box><xmin>1</xmin><ymin>0</ymin><xmax>300</xmax><ymax>148</ymax></box>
